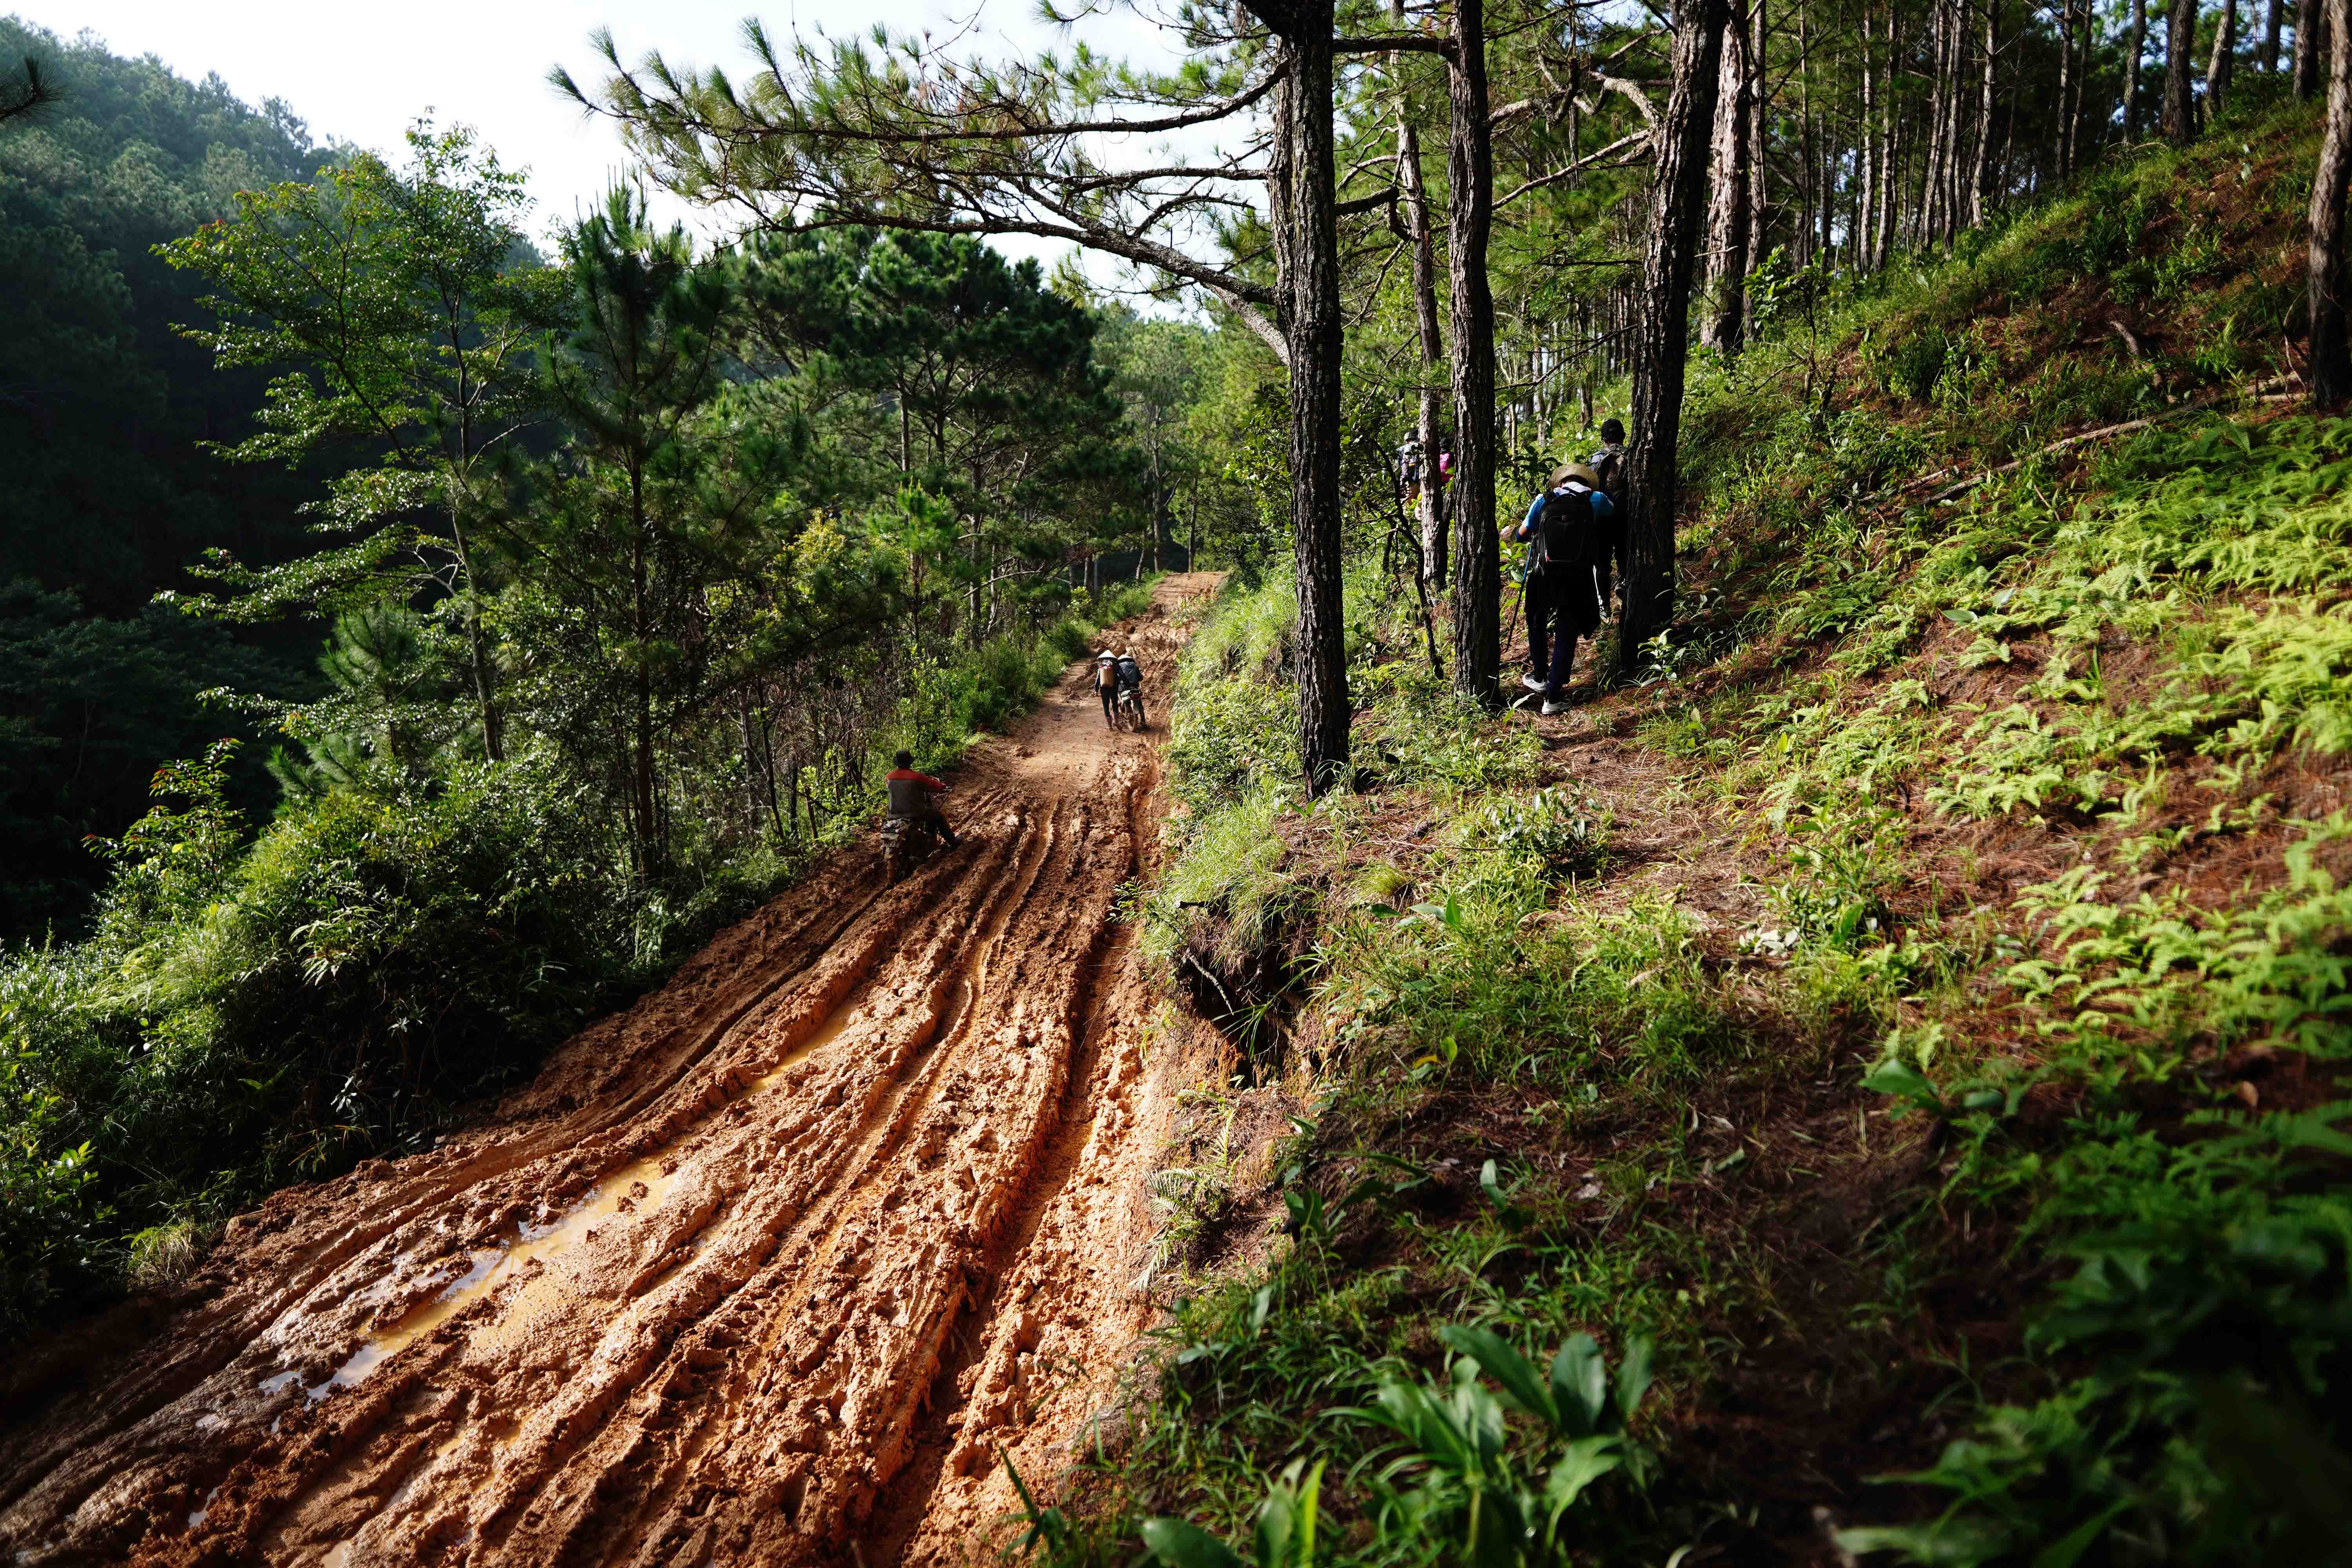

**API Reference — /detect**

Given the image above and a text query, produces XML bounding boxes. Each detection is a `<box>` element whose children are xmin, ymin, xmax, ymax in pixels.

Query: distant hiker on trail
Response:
<box><xmin>1589</xmin><ymin>418</ymin><xmax>1627</xmax><ymax>508</ymax></box>
<box><xmin>885</xmin><ymin>750</ymin><xmax>960</xmax><ymax>847</ymax></box>
<box><xmin>1515</xmin><ymin>462</ymin><xmax>1618</xmax><ymax>715</ymax></box>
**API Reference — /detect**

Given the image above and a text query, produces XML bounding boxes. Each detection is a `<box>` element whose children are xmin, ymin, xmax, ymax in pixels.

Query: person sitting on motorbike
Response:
<box><xmin>1095</xmin><ymin>652</ymin><xmax>1119</xmax><ymax>728</ymax></box>
<box><xmin>884</xmin><ymin>750</ymin><xmax>960</xmax><ymax>847</ymax></box>
<box><xmin>1113</xmin><ymin>650</ymin><xmax>1145</xmax><ymax>704</ymax></box>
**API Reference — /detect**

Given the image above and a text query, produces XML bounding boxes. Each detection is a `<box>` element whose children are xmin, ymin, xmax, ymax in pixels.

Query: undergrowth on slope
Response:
<box><xmin>1044</xmin><ymin>105</ymin><xmax>2352</xmax><ymax>1568</ymax></box>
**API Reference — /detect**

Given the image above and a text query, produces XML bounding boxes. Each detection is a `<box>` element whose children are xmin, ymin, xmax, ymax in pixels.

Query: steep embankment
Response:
<box><xmin>0</xmin><ymin>574</ymin><xmax>1220</xmax><ymax>1567</ymax></box>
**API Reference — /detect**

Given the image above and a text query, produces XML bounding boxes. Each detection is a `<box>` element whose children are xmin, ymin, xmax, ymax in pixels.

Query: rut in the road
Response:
<box><xmin>0</xmin><ymin>574</ymin><xmax>1222</xmax><ymax>1568</ymax></box>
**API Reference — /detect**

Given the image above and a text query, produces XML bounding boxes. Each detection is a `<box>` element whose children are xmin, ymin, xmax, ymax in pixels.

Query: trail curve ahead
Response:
<box><xmin>0</xmin><ymin>573</ymin><xmax>1223</xmax><ymax>1568</ymax></box>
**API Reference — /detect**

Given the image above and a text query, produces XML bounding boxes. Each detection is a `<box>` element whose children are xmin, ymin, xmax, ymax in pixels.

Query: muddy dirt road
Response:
<box><xmin>0</xmin><ymin>574</ymin><xmax>1222</xmax><ymax>1567</ymax></box>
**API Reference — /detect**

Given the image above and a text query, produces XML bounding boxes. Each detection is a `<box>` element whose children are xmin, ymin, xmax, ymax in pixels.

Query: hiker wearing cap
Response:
<box><xmin>1513</xmin><ymin>461</ymin><xmax>1618</xmax><ymax>714</ymax></box>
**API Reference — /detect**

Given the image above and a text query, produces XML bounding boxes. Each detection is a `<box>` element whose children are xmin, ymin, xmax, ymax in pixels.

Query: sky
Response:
<box><xmin>10</xmin><ymin>0</ymin><xmax>1212</xmax><ymax>277</ymax></box>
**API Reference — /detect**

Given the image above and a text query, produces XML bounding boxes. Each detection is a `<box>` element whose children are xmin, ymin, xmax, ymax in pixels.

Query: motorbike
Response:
<box><xmin>1115</xmin><ymin>684</ymin><xmax>1147</xmax><ymax>731</ymax></box>
<box><xmin>880</xmin><ymin>813</ymin><xmax>939</xmax><ymax>885</ymax></box>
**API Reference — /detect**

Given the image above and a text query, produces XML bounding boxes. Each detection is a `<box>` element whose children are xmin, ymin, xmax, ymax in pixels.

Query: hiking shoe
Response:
<box><xmin>1519</xmin><ymin>673</ymin><xmax>1547</xmax><ymax>693</ymax></box>
<box><xmin>1539</xmin><ymin>697</ymin><xmax>1569</xmax><ymax>716</ymax></box>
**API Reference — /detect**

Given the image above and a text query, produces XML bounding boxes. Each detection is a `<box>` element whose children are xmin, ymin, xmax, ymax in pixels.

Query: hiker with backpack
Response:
<box><xmin>1514</xmin><ymin>459</ymin><xmax>1618</xmax><ymax>714</ymax></box>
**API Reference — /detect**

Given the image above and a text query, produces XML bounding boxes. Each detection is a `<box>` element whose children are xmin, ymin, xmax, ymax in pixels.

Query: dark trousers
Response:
<box><xmin>1098</xmin><ymin>684</ymin><xmax>1116</xmax><ymax>724</ymax></box>
<box><xmin>911</xmin><ymin>805</ymin><xmax>959</xmax><ymax>847</ymax></box>
<box><xmin>1524</xmin><ymin>573</ymin><xmax>1580</xmax><ymax>695</ymax></box>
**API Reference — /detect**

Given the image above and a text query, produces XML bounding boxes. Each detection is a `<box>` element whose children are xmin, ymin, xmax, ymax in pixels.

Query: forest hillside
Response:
<box><xmin>1079</xmin><ymin>99</ymin><xmax>2352</xmax><ymax>1566</ymax></box>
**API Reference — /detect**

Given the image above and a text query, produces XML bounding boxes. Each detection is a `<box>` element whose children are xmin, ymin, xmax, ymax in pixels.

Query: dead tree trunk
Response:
<box><xmin>1620</xmin><ymin>0</ymin><xmax>1730</xmax><ymax>676</ymax></box>
<box><xmin>1703</xmin><ymin>4</ymin><xmax>1755</xmax><ymax>352</ymax></box>
<box><xmin>2311</xmin><ymin>0</ymin><xmax>2352</xmax><ymax>402</ymax></box>
<box><xmin>2168</xmin><ymin>0</ymin><xmax>2202</xmax><ymax>141</ymax></box>
<box><xmin>1448</xmin><ymin>0</ymin><xmax>1502</xmax><ymax>708</ymax></box>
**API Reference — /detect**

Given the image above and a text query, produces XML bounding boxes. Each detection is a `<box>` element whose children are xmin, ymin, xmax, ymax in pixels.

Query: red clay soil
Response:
<box><xmin>0</xmin><ymin>573</ymin><xmax>1225</xmax><ymax>1568</ymax></box>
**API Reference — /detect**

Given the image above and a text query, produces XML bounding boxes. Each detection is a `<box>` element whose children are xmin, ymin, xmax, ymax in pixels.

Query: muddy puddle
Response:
<box><xmin>284</xmin><ymin>1003</ymin><xmax>872</xmax><ymax>1403</ymax></box>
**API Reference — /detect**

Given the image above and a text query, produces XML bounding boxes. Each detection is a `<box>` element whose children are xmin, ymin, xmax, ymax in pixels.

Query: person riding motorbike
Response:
<box><xmin>884</xmin><ymin>750</ymin><xmax>960</xmax><ymax>847</ymax></box>
<box><xmin>1111</xmin><ymin>650</ymin><xmax>1146</xmax><ymax>726</ymax></box>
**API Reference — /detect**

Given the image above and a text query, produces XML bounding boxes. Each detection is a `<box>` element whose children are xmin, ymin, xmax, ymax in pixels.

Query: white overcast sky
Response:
<box><xmin>10</xmin><ymin>0</ymin><xmax>1210</xmax><ymax>279</ymax></box>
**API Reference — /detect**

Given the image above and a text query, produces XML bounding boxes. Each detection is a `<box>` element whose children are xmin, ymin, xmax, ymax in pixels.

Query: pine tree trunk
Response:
<box><xmin>2265</xmin><ymin>0</ymin><xmax>2284</xmax><ymax>71</ymax></box>
<box><xmin>2207</xmin><ymin>0</ymin><xmax>2239</xmax><ymax>114</ymax></box>
<box><xmin>2127</xmin><ymin>0</ymin><xmax>2149</xmax><ymax>133</ymax></box>
<box><xmin>2310</xmin><ymin>0</ymin><xmax>2352</xmax><ymax>401</ymax></box>
<box><xmin>1447</xmin><ymin>0</ymin><xmax>1501</xmax><ymax>709</ymax></box>
<box><xmin>2298</xmin><ymin>0</ymin><xmax>2323</xmax><ymax>95</ymax></box>
<box><xmin>1861</xmin><ymin>5</ymin><xmax>1880</xmax><ymax>267</ymax></box>
<box><xmin>1619</xmin><ymin>0</ymin><xmax>1730</xmax><ymax>676</ymax></box>
<box><xmin>1278</xmin><ymin>7</ymin><xmax>1352</xmax><ymax>791</ymax></box>
<box><xmin>1747</xmin><ymin>0</ymin><xmax>1771</xmax><ymax>292</ymax></box>
<box><xmin>1396</xmin><ymin>87</ymin><xmax>1449</xmax><ymax>593</ymax></box>
<box><xmin>1703</xmin><ymin>6</ymin><xmax>1754</xmax><ymax>352</ymax></box>
<box><xmin>1971</xmin><ymin>0</ymin><xmax>1998</xmax><ymax>222</ymax></box>
<box><xmin>2169</xmin><ymin>0</ymin><xmax>2203</xmax><ymax>141</ymax></box>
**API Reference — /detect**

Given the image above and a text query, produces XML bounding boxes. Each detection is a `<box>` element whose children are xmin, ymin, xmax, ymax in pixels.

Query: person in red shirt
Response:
<box><xmin>884</xmin><ymin>750</ymin><xmax>961</xmax><ymax>846</ymax></box>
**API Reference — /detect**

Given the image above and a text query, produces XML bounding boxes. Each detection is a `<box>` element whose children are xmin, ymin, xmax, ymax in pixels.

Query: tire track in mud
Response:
<box><xmin>0</xmin><ymin>574</ymin><xmax>1221</xmax><ymax>1568</ymax></box>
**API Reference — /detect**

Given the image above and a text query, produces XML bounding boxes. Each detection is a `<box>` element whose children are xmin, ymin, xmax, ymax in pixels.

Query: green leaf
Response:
<box><xmin>1542</xmin><ymin>1435</ymin><xmax>1624</xmax><ymax>1527</ymax></box>
<box><xmin>1613</xmin><ymin>1335</ymin><xmax>1655</xmax><ymax>1422</ymax></box>
<box><xmin>1863</xmin><ymin>1058</ymin><xmax>1946</xmax><ymax>1116</ymax></box>
<box><xmin>1834</xmin><ymin>1518</ymin><xmax>2013</xmax><ymax>1567</ymax></box>
<box><xmin>1549</xmin><ymin>1333</ymin><xmax>1610</xmax><ymax>1436</ymax></box>
<box><xmin>1141</xmin><ymin>1517</ymin><xmax>1246</xmax><ymax>1568</ymax></box>
<box><xmin>2031</xmin><ymin>1501</ymin><xmax>2130</xmax><ymax>1568</ymax></box>
<box><xmin>1439</xmin><ymin>1323</ymin><xmax>1557</xmax><ymax>1426</ymax></box>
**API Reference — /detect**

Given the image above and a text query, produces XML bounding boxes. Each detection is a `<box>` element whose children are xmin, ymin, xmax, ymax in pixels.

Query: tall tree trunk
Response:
<box><xmin>1248</xmin><ymin>9</ymin><xmax>1350</xmax><ymax>791</ymax></box>
<box><xmin>1747</xmin><ymin>0</ymin><xmax>1772</xmax><ymax>294</ymax></box>
<box><xmin>1620</xmin><ymin>0</ymin><xmax>1730</xmax><ymax>675</ymax></box>
<box><xmin>1396</xmin><ymin>104</ymin><xmax>1449</xmax><ymax>593</ymax></box>
<box><xmin>2311</xmin><ymin>0</ymin><xmax>2352</xmax><ymax>402</ymax></box>
<box><xmin>446</xmin><ymin>514</ymin><xmax>504</xmax><ymax>765</ymax></box>
<box><xmin>1704</xmin><ymin>5</ymin><xmax>1755</xmax><ymax>351</ymax></box>
<box><xmin>2264</xmin><ymin>0</ymin><xmax>2285</xmax><ymax>70</ymax></box>
<box><xmin>2298</xmin><ymin>0</ymin><xmax>2324</xmax><ymax>94</ymax></box>
<box><xmin>1286</xmin><ymin>13</ymin><xmax>1350</xmax><ymax>790</ymax></box>
<box><xmin>1448</xmin><ymin>0</ymin><xmax>1501</xmax><ymax>708</ymax></box>
<box><xmin>630</xmin><ymin>470</ymin><xmax>657</xmax><ymax>875</ymax></box>
<box><xmin>2127</xmin><ymin>0</ymin><xmax>2149</xmax><ymax>132</ymax></box>
<box><xmin>2207</xmin><ymin>0</ymin><xmax>2239</xmax><ymax>114</ymax></box>
<box><xmin>1861</xmin><ymin>5</ymin><xmax>1880</xmax><ymax>267</ymax></box>
<box><xmin>2057</xmin><ymin>0</ymin><xmax>2079</xmax><ymax>176</ymax></box>
<box><xmin>2168</xmin><ymin>0</ymin><xmax>2202</xmax><ymax>141</ymax></box>
<box><xmin>1971</xmin><ymin>0</ymin><xmax>1999</xmax><ymax>222</ymax></box>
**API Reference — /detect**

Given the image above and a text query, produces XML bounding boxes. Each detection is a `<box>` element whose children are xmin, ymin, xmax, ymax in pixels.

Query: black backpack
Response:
<box><xmin>1593</xmin><ymin>450</ymin><xmax>1624</xmax><ymax>502</ymax></box>
<box><xmin>1535</xmin><ymin>486</ymin><xmax>1596</xmax><ymax>572</ymax></box>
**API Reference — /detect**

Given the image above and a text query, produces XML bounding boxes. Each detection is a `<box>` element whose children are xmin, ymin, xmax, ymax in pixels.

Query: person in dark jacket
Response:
<box><xmin>884</xmin><ymin>750</ymin><xmax>960</xmax><ymax>846</ymax></box>
<box><xmin>1589</xmin><ymin>418</ymin><xmax>1627</xmax><ymax>506</ymax></box>
<box><xmin>1514</xmin><ymin>463</ymin><xmax>1618</xmax><ymax>714</ymax></box>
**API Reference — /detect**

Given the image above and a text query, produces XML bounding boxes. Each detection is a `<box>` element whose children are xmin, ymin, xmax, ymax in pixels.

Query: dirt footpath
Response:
<box><xmin>0</xmin><ymin>573</ymin><xmax>1224</xmax><ymax>1568</ymax></box>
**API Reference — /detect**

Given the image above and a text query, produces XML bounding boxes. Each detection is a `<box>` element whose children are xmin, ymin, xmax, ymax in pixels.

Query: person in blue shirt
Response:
<box><xmin>1512</xmin><ymin>462</ymin><xmax>1618</xmax><ymax>714</ymax></box>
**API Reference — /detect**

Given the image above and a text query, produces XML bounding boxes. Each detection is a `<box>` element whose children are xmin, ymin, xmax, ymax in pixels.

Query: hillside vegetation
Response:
<box><xmin>1052</xmin><ymin>100</ymin><xmax>2352</xmax><ymax>1567</ymax></box>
